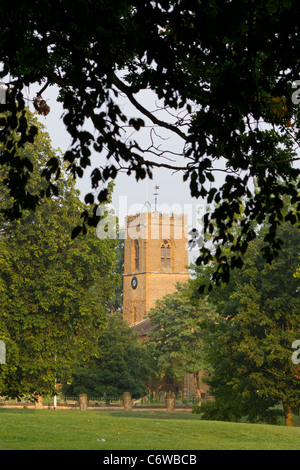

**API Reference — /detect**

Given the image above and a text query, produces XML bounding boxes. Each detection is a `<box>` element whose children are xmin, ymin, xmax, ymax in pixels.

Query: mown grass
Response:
<box><xmin>0</xmin><ymin>409</ymin><xmax>299</xmax><ymax>450</ymax></box>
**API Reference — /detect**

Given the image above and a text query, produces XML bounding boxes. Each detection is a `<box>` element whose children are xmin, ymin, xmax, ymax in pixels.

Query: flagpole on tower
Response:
<box><xmin>154</xmin><ymin>185</ymin><xmax>159</xmax><ymax>212</ymax></box>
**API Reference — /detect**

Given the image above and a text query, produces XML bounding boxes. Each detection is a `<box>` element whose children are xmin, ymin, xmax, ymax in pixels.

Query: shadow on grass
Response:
<box><xmin>0</xmin><ymin>407</ymin><xmax>36</xmax><ymax>414</ymax></box>
<box><xmin>109</xmin><ymin>411</ymin><xmax>202</xmax><ymax>420</ymax></box>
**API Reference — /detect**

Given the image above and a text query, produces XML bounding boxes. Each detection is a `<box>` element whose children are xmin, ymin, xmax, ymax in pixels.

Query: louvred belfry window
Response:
<box><xmin>161</xmin><ymin>240</ymin><xmax>171</xmax><ymax>268</ymax></box>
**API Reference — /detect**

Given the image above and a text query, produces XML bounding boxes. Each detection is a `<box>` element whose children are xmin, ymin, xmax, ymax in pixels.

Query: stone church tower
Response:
<box><xmin>122</xmin><ymin>211</ymin><xmax>189</xmax><ymax>325</ymax></box>
<box><xmin>122</xmin><ymin>209</ymin><xmax>211</xmax><ymax>401</ymax></box>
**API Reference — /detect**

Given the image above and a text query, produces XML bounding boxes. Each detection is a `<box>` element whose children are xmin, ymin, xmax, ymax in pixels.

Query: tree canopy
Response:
<box><xmin>191</xmin><ymin>217</ymin><xmax>300</xmax><ymax>425</ymax></box>
<box><xmin>63</xmin><ymin>314</ymin><xmax>152</xmax><ymax>399</ymax></box>
<box><xmin>0</xmin><ymin>112</ymin><xmax>118</xmax><ymax>399</ymax></box>
<box><xmin>147</xmin><ymin>282</ymin><xmax>218</xmax><ymax>398</ymax></box>
<box><xmin>1</xmin><ymin>1</ymin><xmax>300</xmax><ymax>286</ymax></box>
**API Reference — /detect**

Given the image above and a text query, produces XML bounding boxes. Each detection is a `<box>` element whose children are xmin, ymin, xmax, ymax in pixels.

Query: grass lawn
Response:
<box><xmin>0</xmin><ymin>409</ymin><xmax>299</xmax><ymax>450</ymax></box>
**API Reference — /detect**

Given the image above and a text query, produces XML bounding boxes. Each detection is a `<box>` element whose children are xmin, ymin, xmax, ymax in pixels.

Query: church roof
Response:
<box><xmin>132</xmin><ymin>317</ymin><xmax>157</xmax><ymax>337</ymax></box>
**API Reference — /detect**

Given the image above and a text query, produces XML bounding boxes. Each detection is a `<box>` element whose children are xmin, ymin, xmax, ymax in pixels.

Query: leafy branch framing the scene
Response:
<box><xmin>1</xmin><ymin>0</ymin><xmax>300</xmax><ymax>288</ymax></box>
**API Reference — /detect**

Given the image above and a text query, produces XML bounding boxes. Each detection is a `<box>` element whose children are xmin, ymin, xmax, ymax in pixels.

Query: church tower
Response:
<box><xmin>122</xmin><ymin>211</ymin><xmax>189</xmax><ymax>325</ymax></box>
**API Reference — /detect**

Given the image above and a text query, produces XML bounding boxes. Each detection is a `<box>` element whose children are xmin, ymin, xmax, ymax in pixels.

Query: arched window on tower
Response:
<box><xmin>134</xmin><ymin>239</ymin><xmax>139</xmax><ymax>270</ymax></box>
<box><xmin>161</xmin><ymin>240</ymin><xmax>171</xmax><ymax>268</ymax></box>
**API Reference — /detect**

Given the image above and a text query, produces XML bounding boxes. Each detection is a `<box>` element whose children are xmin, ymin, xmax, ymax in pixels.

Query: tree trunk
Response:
<box><xmin>193</xmin><ymin>372</ymin><xmax>201</xmax><ymax>405</ymax></box>
<box><xmin>283</xmin><ymin>403</ymin><xmax>294</xmax><ymax>427</ymax></box>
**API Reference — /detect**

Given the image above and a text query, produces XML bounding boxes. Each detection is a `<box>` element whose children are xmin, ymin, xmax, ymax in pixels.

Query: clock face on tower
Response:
<box><xmin>131</xmin><ymin>276</ymin><xmax>138</xmax><ymax>290</ymax></box>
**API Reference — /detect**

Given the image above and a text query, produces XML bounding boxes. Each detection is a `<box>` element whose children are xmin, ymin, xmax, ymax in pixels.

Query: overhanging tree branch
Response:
<box><xmin>112</xmin><ymin>73</ymin><xmax>187</xmax><ymax>142</ymax></box>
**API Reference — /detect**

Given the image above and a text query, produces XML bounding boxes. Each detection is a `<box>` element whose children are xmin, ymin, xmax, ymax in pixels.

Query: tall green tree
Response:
<box><xmin>0</xmin><ymin>112</ymin><xmax>118</xmax><ymax>399</ymax></box>
<box><xmin>193</xmin><ymin>219</ymin><xmax>300</xmax><ymax>425</ymax></box>
<box><xmin>111</xmin><ymin>237</ymin><xmax>125</xmax><ymax>313</ymax></box>
<box><xmin>146</xmin><ymin>283</ymin><xmax>218</xmax><ymax>399</ymax></box>
<box><xmin>1</xmin><ymin>1</ymin><xmax>300</xmax><ymax>286</ymax></box>
<box><xmin>63</xmin><ymin>313</ymin><xmax>152</xmax><ymax>399</ymax></box>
